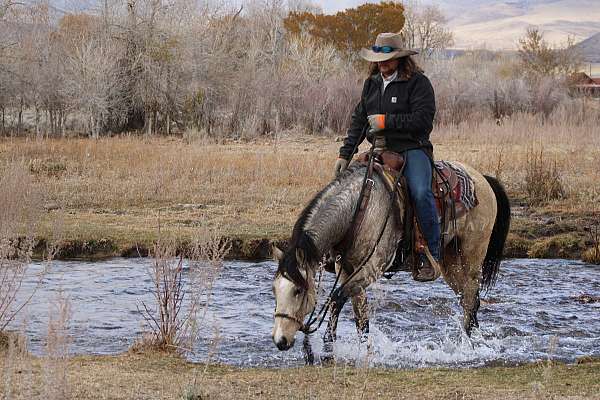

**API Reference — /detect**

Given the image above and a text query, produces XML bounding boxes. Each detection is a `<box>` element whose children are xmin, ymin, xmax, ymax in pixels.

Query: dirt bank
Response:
<box><xmin>30</xmin><ymin>207</ymin><xmax>598</xmax><ymax>261</ymax></box>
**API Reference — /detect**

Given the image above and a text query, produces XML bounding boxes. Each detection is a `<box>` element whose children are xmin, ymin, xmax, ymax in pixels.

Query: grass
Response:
<box><xmin>0</xmin><ymin>351</ymin><xmax>599</xmax><ymax>399</ymax></box>
<box><xmin>2</xmin><ymin>116</ymin><xmax>600</xmax><ymax>397</ymax></box>
<box><xmin>1</xmin><ymin>113</ymin><xmax>599</xmax><ymax>260</ymax></box>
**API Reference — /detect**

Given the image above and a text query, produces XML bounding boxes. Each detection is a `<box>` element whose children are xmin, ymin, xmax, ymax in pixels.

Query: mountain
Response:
<box><xmin>575</xmin><ymin>32</ymin><xmax>600</xmax><ymax>63</ymax></box>
<box><xmin>321</xmin><ymin>0</ymin><xmax>600</xmax><ymax>50</ymax></box>
<box><xmin>433</xmin><ymin>0</ymin><xmax>600</xmax><ymax>50</ymax></box>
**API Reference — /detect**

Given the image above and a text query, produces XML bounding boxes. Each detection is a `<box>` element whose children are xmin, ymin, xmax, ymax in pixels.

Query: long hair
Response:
<box><xmin>369</xmin><ymin>55</ymin><xmax>423</xmax><ymax>79</ymax></box>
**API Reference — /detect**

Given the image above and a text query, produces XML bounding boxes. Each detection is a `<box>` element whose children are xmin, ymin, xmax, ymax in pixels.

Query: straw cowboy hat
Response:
<box><xmin>359</xmin><ymin>32</ymin><xmax>418</xmax><ymax>62</ymax></box>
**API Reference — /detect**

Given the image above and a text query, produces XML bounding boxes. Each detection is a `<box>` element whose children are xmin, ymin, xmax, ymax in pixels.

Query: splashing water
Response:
<box><xmin>11</xmin><ymin>258</ymin><xmax>600</xmax><ymax>368</ymax></box>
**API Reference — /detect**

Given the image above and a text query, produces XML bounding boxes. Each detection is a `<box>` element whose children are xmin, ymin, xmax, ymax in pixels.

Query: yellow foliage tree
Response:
<box><xmin>284</xmin><ymin>2</ymin><xmax>405</xmax><ymax>57</ymax></box>
<box><xmin>55</xmin><ymin>13</ymin><xmax>101</xmax><ymax>52</ymax></box>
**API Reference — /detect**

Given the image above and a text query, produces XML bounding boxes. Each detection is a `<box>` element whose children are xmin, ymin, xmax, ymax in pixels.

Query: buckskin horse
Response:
<box><xmin>271</xmin><ymin>151</ymin><xmax>510</xmax><ymax>362</ymax></box>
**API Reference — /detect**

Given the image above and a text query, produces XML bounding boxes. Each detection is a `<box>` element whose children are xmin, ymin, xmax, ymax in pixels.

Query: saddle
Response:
<box><xmin>354</xmin><ymin>150</ymin><xmax>478</xmax><ymax>276</ymax></box>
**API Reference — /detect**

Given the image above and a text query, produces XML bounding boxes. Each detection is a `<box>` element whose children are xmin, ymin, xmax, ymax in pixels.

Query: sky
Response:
<box><xmin>44</xmin><ymin>0</ymin><xmax>600</xmax><ymax>50</ymax></box>
<box><xmin>314</xmin><ymin>0</ymin><xmax>377</xmax><ymax>14</ymax></box>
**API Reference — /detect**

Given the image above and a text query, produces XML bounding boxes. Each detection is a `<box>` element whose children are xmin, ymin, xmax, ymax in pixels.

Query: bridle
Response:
<box><xmin>273</xmin><ymin>312</ymin><xmax>305</xmax><ymax>330</ymax></box>
<box><xmin>273</xmin><ymin>266</ymin><xmax>324</xmax><ymax>334</ymax></box>
<box><xmin>273</xmin><ymin>127</ymin><xmax>402</xmax><ymax>337</ymax></box>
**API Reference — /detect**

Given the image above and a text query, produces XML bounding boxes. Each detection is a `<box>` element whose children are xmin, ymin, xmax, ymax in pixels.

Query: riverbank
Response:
<box><xmin>29</xmin><ymin>207</ymin><xmax>600</xmax><ymax>261</ymax></box>
<box><xmin>1</xmin><ymin>350</ymin><xmax>599</xmax><ymax>399</ymax></box>
<box><xmin>1</xmin><ymin>121</ymin><xmax>598</xmax><ymax>262</ymax></box>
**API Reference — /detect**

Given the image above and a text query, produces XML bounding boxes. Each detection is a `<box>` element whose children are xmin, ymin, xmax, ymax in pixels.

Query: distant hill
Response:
<box><xmin>575</xmin><ymin>32</ymin><xmax>600</xmax><ymax>63</ymax></box>
<box><xmin>434</xmin><ymin>0</ymin><xmax>600</xmax><ymax>50</ymax></box>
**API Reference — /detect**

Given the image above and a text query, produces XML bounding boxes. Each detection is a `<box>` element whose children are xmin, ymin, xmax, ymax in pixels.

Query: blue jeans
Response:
<box><xmin>403</xmin><ymin>149</ymin><xmax>441</xmax><ymax>260</ymax></box>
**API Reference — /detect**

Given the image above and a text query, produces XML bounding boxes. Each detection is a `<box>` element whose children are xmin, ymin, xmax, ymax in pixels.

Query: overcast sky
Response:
<box><xmin>313</xmin><ymin>0</ymin><xmax>378</xmax><ymax>14</ymax></box>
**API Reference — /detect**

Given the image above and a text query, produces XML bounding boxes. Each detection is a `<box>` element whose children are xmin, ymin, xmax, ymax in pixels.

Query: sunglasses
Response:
<box><xmin>372</xmin><ymin>45</ymin><xmax>396</xmax><ymax>53</ymax></box>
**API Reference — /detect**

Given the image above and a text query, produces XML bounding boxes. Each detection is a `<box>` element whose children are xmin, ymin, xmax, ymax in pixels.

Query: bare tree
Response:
<box><xmin>61</xmin><ymin>32</ymin><xmax>126</xmax><ymax>138</ymax></box>
<box><xmin>402</xmin><ymin>1</ymin><xmax>453</xmax><ymax>58</ymax></box>
<box><xmin>0</xmin><ymin>1</ymin><xmax>23</xmax><ymax>21</ymax></box>
<box><xmin>286</xmin><ymin>0</ymin><xmax>322</xmax><ymax>14</ymax></box>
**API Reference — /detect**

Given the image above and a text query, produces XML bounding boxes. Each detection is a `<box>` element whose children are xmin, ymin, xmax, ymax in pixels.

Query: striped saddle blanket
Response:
<box><xmin>433</xmin><ymin>160</ymin><xmax>478</xmax><ymax>220</ymax></box>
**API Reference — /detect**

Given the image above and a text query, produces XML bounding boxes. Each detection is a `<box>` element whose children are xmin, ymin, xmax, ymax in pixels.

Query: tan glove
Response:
<box><xmin>334</xmin><ymin>158</ymin><xmax>349</xmax><ymax>177</ymax></box>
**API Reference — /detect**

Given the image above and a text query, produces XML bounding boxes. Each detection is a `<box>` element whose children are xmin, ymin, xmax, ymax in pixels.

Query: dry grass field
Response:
<box><xmin>1</xmin><ymin>113</ymin><xmax>599</xmax><ymax>260</ymax></box>
<box><xmin>1</xmin><ymin>350</ymin><xmax>599</xmax><ymax>400</ymax></box>
<box><xmin>1</xmin><ymin>115</ymin><xmax>599</xmax><ymax>398</ymax></box>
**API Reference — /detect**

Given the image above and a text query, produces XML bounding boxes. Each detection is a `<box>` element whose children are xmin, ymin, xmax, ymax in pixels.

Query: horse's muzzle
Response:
<box><xmin>274</xmin><ymin>336</ymin><xmax>294</xmax><ymax>351</ymax></box>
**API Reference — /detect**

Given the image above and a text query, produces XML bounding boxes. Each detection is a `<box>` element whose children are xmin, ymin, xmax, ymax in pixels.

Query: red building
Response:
<box><xmin>570</xmin><ymin>72</ymin><xmax>600</xmax><ymax>97</ymax></box>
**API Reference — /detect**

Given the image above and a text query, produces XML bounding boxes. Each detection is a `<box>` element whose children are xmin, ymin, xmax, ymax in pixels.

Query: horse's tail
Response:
<box><xmin>481</xmin><ymin>175</ymin><xmax>511</xmax><ymax>291</ymax></box>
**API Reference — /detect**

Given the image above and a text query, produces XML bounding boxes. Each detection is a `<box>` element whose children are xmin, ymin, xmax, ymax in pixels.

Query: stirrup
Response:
<box><xmin>414</xmin><ymin>248</ymin><xmax>441</xmax><ymax>282</ymax></box>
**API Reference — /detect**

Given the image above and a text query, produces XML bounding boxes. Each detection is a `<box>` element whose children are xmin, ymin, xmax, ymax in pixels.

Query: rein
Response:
<box><xmin>299</xmin><ymin>140</ymin><xmax>404</xmax><ymax>335</ymax></box>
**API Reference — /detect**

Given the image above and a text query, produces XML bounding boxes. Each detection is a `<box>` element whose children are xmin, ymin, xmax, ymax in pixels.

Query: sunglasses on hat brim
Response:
<box><xmin>371</xmin><ymin>45</ymin><xmax>396</xmax><ymax>53</ymax></box>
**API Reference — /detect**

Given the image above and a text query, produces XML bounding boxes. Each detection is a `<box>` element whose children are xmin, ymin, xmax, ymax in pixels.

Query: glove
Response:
<box><xmin>367</xmin><ymin>114</ymin><xmax>386</xmax><ymax>133</ymax></box>
<box><xmin>333</xmin><ymin>158</ymin><xmax>349</xmax><ymax>177</ymax></box>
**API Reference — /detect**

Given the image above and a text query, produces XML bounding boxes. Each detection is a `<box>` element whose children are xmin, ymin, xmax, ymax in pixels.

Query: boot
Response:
<box><xmin>414</xmin><ymin>247</ymin><xmax>441</xmax><ymax>282</ymax></box>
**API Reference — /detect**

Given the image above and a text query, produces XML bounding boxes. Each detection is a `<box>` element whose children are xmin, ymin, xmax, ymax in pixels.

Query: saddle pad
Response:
<box><xmin>434</xmin><ymin>160</ymin><xmax>478</xmax><ymax>214</ymax></box>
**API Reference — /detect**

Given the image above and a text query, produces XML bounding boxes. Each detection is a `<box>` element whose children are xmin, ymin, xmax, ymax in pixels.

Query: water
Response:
<box><xmin>10</xmin><ymin>258</ymin><xmax>600</xmax><ymax>368</ymax></box>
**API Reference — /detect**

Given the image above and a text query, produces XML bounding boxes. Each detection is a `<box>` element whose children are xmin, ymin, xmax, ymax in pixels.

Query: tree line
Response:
<box><xmin>0</xmin><ymin>0</ymin><xmax>591</xmax><ymax>139</ymax></box>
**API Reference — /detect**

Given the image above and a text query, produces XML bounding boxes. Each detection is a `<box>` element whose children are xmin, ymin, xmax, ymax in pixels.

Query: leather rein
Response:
<box><xmin>295</xmin><ymin>136</ymin><xmax>404</xmax><ymax>335</ymax></box>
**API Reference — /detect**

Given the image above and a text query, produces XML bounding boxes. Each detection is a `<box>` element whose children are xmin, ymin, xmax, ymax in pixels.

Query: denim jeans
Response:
<box><xmin>403</xmin><ymin>149</ymin><xmax>441</xmax><ymax>260</ymax></box>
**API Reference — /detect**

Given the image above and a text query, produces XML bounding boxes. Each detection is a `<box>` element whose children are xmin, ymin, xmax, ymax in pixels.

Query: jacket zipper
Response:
<box><xmin>378</xmin><ymin>80</ymin><xmax>383</xmax><ymax>113</ymax></box>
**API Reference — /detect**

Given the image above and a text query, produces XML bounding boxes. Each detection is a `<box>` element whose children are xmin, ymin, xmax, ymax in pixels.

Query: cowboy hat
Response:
<box><xmin>359</xmin><ymin>32</ymin><xmax>418</xmax><ymax>62</ymax></box>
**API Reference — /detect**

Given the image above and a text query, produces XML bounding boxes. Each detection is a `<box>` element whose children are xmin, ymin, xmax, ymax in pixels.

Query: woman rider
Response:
<box><xmin>333</xmin><ymin>32</ymin><xmax>440</xmax><ymax>282</ymax></box>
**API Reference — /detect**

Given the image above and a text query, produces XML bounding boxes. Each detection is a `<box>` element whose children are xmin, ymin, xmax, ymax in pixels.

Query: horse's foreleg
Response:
<box><xmin>351</xmin><ymin>290</ymin><xmax>369</xmax><ymax>343</ymax></box>
<box><xmin>302</xmin><ymin>333</ymin><xmax>314</xmax><ymax>365</ymax></box>
<box><xmin>322</xmin><ymin>293</ymin><xmax>348</xmax><ymax>362</ymax></box>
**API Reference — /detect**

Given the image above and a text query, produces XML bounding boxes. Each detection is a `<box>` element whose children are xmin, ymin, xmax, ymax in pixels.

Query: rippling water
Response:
<box><xmin>11</xmin><ymin>258</ymin><xmax>600</xmax><ymax>368</ymax></box>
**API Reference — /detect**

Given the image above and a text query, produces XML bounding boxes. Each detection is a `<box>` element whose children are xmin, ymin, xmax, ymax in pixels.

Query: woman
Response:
<box><xmin>334</xmin><ymin>32</ymin><xmax>440</xmax><ymax>281</ymax></box>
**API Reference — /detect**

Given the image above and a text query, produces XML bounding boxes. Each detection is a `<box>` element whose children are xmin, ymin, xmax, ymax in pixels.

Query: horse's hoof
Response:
<box><xmin>359</xmin><ymin>332</ymin><xmax>369</xmax><ymax>344</ymax></box>
<box><xmin>320</xmin><ymin>353</ymin><xmax>336</xmax><ymax>366</ymax></box>
<box><xmin>304</xmin><ymin>353</ymin><xmax>315</xmax><ymax>365</ymax></box>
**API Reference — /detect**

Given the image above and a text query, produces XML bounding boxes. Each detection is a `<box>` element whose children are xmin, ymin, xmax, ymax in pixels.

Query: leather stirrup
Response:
<box><xmin>422</xmin><ymin>247</ymin><xmax>442</xmax><ymax>281</ymax></box>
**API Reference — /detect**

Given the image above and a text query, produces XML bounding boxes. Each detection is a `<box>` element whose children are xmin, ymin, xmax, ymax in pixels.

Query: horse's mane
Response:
<box><xmin>277</xmin><ymin>166</ymin><xmax>362</xmax><ymax>287</ymax></box>
<box><xmin>277</xmin><ymin>192</ymin><xmax>325</xmax><ymax>288</ymax></box>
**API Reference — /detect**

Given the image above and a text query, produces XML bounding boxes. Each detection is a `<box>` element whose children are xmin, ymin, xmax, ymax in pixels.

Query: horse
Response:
<box><xmin>271</xmin><ymin>160</ymin><xmax>510</xmax><ymax>360</ymax></box>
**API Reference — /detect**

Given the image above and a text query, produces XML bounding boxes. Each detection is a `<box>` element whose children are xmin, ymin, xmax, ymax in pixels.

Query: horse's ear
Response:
<box><xmin>295</xmin><ymin>248</ymin><xmax>306</xmax><ymax>267</ymax></box>
<box><xmin>272</xmin><ymin>245</ymin><xmax>284</xmax><ymax>262</ymax></box>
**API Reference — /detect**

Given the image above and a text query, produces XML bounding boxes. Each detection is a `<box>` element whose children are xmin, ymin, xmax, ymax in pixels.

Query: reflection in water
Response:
<box><xmin>13</xmin><ymin>258</ymin><xmax>600</xmax><ymax>368</ymax></box>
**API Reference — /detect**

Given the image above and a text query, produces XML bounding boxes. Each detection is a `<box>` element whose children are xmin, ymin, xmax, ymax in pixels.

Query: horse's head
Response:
<box><xmin>271</xmin><ymin>245</ymin><xmax>317</xmax><ymax>351</ymax></box>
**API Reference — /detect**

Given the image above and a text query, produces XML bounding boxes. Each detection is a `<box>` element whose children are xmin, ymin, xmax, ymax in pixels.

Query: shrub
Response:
<box><xmin>523</xmin><ymin>146</ymin><xmax>565</xmax><ymax>205</ymax></box>
<box><xmin>137</xmin><ymin>228</ymin><xmax>230</xmax><ymax>354</ymax></box>
<box><xmin>0</xmin><ymin>163</ymin><xmax>43</xmax><ymax>332</ymax></box>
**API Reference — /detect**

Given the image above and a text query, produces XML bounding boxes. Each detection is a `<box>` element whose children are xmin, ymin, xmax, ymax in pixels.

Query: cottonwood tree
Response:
<box><xmin>0</xmin><ymin>0</ymin><xmax>21</xmax><ymax>20</ymax></box>
<box><xmin>402</xmin><ymin>1</ymin><xmax>453</xmax><ymax>58</ymax></box>
<box><xmin>117</xmin><ymin>0</ymin><xmax>194</xmax><ymax>135</ymax></box>
<box><xmin>61</xmin><ymin>32</ymin><xmax>125</xmax><ymax>138</ymax></box>
<box><xmin>284</xmin><ymin>2</ymin><xmax>405</xmax><ymax>57</ymax></box>
<box><xmin>15</xmin><ymin>3</ymin><xmax>64</xmax><ymax>138</ymax></box>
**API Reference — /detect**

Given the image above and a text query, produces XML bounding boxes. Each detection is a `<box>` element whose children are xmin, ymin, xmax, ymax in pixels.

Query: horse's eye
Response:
<box><xmin>294</xmin><ymin>287</ymin><xmax>303</xmax><ymax>297</ymax></box>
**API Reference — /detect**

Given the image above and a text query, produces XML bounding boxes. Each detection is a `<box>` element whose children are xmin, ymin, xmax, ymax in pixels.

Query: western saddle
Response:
<box><xmin>352</xmin><ymin>149</ymin><xmax>473</xmax><ymax>279</ymax></box>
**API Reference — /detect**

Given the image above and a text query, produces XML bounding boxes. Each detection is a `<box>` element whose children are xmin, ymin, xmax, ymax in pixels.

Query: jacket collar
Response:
<box><xmin>370</xmin><ymin>69</ymin><xmax>411</xmax><ymax>85</ymax></box>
